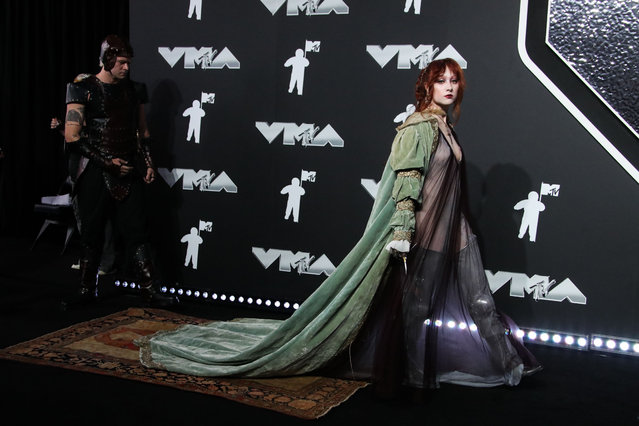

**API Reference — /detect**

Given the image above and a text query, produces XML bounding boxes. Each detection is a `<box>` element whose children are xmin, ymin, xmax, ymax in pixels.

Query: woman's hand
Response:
<box><xmin>385</xmin><ymin>239</ymin><xmax>410</xmax><ymax>257</ymax></box>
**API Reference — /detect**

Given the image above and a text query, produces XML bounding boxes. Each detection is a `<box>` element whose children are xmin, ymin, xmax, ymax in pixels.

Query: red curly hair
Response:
<box><xmin>415</xmin><ymin>58</ymin><xmax>466</xmax><ymax>122</ymax></box>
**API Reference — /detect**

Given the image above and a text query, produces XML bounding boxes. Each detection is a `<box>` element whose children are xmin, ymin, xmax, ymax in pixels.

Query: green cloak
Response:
<box><xmin>138</xmin><ymin>112</ymin><xmax>438</xmax><ymax>377</ymax></box>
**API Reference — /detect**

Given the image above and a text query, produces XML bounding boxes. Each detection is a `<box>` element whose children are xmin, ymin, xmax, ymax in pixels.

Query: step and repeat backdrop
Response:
<box><xmin>129</xmin><ymin>0</ymin><xmax>639</xmax><ymax>340</ymax></box>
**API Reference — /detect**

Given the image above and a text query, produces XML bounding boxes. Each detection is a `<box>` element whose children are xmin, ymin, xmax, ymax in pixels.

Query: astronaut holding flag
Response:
<box><xmin>514</xmin><ymin>182</ymin><xmax>560</xmax><ymax>243</ymax></box>
<box><xmin>285</xmin><ymin>41</ymin><xmax>320</xmax><ymax>96</ymax></box>
<box><xmin>182</xmin><ymin>92</ymin><xmax>215</xmax><ymax>144</ymax></box>
<box><xmin>180</xmin><ymin>220</ymin><xmax>212</xmax><ymax>269</ymax></box>
<box><xmin>281</xmin><ymin>170</ymin><xmax>317</xmax><ymax>223</ymax></box>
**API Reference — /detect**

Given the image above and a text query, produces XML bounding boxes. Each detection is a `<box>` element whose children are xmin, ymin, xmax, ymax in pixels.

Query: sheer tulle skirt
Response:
<box><xmin>339</xmin><ymin>136</ymin><xmax>539</xmax><ymax>393</ymax></box>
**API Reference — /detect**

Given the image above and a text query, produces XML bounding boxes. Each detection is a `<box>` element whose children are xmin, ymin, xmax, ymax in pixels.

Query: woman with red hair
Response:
<box><xmin>350</xmin><ymin>58</ymin><xmax>540</xmax><ymax>395</ymax></box>
<box><xmin>139</xmin><ymin>58</ymin><xmax>540</xmax><ymax>395</ymax></box>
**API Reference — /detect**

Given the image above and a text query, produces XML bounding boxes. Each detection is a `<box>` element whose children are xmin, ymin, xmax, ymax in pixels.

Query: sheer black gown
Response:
<box><xmin>338</xmin><ymin>121</ymin><xmax>540</xmax><ymax>394</ymax></box>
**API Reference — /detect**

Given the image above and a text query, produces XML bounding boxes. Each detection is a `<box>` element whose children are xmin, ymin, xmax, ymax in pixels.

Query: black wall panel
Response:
<box><xmin>129</xmin><ymin>0</ymin><xmax>639</xmax><ymax>338</ymax></box>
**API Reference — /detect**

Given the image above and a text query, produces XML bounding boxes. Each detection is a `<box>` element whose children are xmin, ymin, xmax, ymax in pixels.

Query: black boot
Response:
<box><xmin>140</xmin><ymin>283</ymin><xmax>179</xmax><ymax>307</ymax></box>
<box><xmin>61</xmin><ymin>255</ymin><xmax>100</xmax><ymax>310</ymax></box>
<box><xmin>133</xmin><ymin>245</ymin><xmax>179</xmax><ymax>308</ymax></box>
<box><xmin>484</xmin><ymin>332</ymin><xmax>524</xmax><ymax>386</ymax></box>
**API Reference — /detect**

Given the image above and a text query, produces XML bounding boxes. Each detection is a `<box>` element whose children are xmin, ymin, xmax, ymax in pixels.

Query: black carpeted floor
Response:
<box><xmin>1</xmin><ymin>233</ymin><xmax>638</xmax><ymax>425</ymax></box>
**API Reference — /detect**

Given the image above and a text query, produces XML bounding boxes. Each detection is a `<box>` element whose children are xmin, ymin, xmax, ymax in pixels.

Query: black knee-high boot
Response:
<box><xmin>133</xmin><ymin>244</ymin><xmax>179</xmax><ymax>307</ymax></box>
<box><xmin>61</xmin><ymin>245</ymin><xmax>100</xmax><ymax>310</ymax></box>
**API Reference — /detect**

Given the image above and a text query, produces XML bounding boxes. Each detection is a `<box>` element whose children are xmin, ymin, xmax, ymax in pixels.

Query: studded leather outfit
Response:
<box><xmin>66</xmin><ymin>74</ymin><xmax>151</xmax><ymax>200</ymax></box>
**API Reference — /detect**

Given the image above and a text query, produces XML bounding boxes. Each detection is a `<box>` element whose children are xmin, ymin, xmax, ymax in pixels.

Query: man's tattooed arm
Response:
<box><xmin>64</xmin><ymin>104</ymin><xmax>85</xmax><ymax>143</ymax></box>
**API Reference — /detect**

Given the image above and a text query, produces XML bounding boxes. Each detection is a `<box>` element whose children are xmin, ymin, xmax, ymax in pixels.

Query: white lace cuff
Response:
<box><xmin>385</xmin><ymin>239</ymin><xmax>410</xmax><ymax>253</ymax></box>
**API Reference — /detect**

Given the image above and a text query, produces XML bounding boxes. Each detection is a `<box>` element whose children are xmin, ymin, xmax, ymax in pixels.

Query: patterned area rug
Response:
<box><xmin>0</xmin><ymin>308</ymin><xmax>368</xmax><ymax>419</ymax></box>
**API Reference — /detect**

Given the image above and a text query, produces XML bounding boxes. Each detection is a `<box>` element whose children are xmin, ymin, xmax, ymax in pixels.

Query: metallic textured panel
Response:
<box><xmin>547</xmin><ymin>0</ymin><xmax>639</xmax><ymax>138</ymax></box>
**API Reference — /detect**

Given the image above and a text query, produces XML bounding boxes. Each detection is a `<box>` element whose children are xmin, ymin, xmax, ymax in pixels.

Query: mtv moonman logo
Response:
<box><xmin>181</xmin><ymin>220</ymin><xmax>212</xmax><ymax>270</ymax></box>
<box><xmin>281</xmin><ymin>170</ymin><xmax>316</xmax><ymax>223</ymax></box>
<box><xmin>182</xmin><ymin>92</ymin><xmax>215</xmax><ymax>144</ymax></box>
<box><xmin>513</xmin><ymin>182</ymin><xmax>560</xmax><ymax>243</ymax></box>
<box><xmin>285</xmin><ymin>41</ymin><xmax>320</xmax><ymax>96</ymax></box>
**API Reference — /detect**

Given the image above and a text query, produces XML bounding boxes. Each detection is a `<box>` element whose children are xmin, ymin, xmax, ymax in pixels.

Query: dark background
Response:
<box><xmin>1</xmin><ymin>0</ymin><xmax>637</xmax><ymax>341</ymax></box>
<box><xmin>0</xmin><ymin>0</ymin><xmax>129</xmax><ymax>231</ymax></box>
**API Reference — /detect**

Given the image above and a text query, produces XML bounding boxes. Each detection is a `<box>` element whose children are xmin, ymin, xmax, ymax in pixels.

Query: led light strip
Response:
<box><xmin>425</xmin><ymin>318</ymin><xmax>479</xmax><ymax>332</ymax></box>
<box><xmin>113</xmin><ymin>281</ymin><xmax>639</xmax><ymax>357</ymax></box>
<box><xmin>590</xmin><ymin>333</ymin><xmax>639</xmax><ymax>357</ymax></box>
<box><xmin>113</xmin><ymin>280</ymin><xmax>301</xmax><ymax>310</ymax></box>
<box><xmin>518</xmin><ymin>327</ymin><xmax>589</xmax><ymax>351</ymax></box>
<box><xmin>519</xmin><ymin>327</ymin><xmax>639</xmax><ymax>357</ymax></box>
<box><xmin>418</xmin><ymin>320</ymin><xmax>639</xmax><ymax>358</ymax></box>
<box><xmin>425</xmin><ymin>321</ymin><xmax>591</xmax><ymax>352</ymax></box>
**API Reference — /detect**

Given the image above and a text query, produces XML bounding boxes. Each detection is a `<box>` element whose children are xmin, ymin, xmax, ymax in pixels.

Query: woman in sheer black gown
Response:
<box><xmin>342</xmin><ymin>58</ymin><xmax>541</xmax><ymax>394</ymax></box>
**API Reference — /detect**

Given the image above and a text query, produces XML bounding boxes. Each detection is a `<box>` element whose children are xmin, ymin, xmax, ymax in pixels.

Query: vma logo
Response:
<box><xmin>158</xmin><ymin>168</ymin><xmax>238</xmax><ymax>193</ymax></box>
<box><xmin>367</xmin><ymin>44</ymin><xmax>467</xmax><ymax>70</ymax></box>
<box><xmin>252</xmin><ymin>247</ymin><xmax>336</xmax><ymax>276</ymax></box>
<box><xmin>158</xmin><ymin>47</ymin><xmax>240</xmax><ymax>69</ymax></box>
<box><xmin>361</xmin><ymin>179</ymin><xmax>379</xmax><ymax>199</ymax></box>
<box><xmin>255</xmin><ymin>122</ymin><xmax>344</xmax><ymax>147</ymax></box>
<box><xmin>261</xmin><ymin>0</ymin><xmax>349</xmax><ymax>16</ymax></box>
<box><xmin>486</xmin><ymin>270</ymin><xmax>587</xmax><ymax>305</ymax></box>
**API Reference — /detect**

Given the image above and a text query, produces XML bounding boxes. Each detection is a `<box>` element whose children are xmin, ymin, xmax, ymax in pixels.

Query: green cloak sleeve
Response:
<box><xmin>387</xmin><ymin>115</ymin><xmax>436</xmax><ymax>241</ymax></box>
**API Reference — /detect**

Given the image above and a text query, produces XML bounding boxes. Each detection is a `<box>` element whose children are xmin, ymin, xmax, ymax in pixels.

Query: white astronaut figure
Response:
<box><xmin>514</xmin><ymin>191</ymin><xmax>546</xmax><ymax>242</ymax></box>
<box><xmin>181</xmin><ymin>227</ymin><xmax>204</xmax><ymax>269</ymax></box>
<box><xmin>183</xmin><ymin>100</ymin><xmax>206</xmax><ymax>143</ymax></box>
<box><xmin>404</xmin><ymin>0</ymin><xmax>422</xmax><ymax>14</ymax></box>
<box><xmin>188</xmin><ymin>0</ymin><xmax>202</xmax><ymax>20</ymax></box>
<box><xmin>284</xmin><ymin>49</ymin><xmax>310</xmax><ymax>95</ymax></box>
<box><xmin>281</xmin><ymin>177</ymin><xmax>306</xmax><ymax>223</ymax></box>
<box><xmin>394</xmin><ymin>104</ymin><xmax>416</xmax><ymax>123</ymax></box>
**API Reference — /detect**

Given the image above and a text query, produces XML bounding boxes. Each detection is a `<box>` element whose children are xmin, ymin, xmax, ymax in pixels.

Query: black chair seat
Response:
<box><xmin>32</xmin><ymin>196</ymin><xmax>77</xmax><ymax>254</ymax></box>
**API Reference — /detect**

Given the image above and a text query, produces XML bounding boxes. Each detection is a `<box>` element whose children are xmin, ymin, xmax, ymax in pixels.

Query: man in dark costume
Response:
<box><xmin>62</xmin><ymin>34</ymin><xmax>176</xmax><ymax>308</ymax></box>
